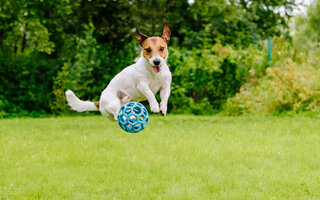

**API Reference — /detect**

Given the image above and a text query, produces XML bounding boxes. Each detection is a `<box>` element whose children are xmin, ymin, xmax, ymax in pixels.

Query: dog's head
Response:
<box><xmin>136</xmin><ymin>23</ymin><xmax>171</xmax><ymax>73</ymax></box>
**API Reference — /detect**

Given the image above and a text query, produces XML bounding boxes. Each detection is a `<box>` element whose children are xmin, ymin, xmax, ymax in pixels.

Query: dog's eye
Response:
<box><xmin>160</xmin><ymin>47</ymin><xmax>165</xmax><ymax>51</ymax></box>
<box><xmin>145</xmin><ymin>48</ymin><xmax>152</xmax><ymax>53</ymax></box>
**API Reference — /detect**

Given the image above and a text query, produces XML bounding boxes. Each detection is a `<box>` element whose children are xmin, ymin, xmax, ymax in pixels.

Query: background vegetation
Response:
<box><xmin>0</xmin><ymin>0</ymin><xmax>319</xmax><ymax>117</ymax></box>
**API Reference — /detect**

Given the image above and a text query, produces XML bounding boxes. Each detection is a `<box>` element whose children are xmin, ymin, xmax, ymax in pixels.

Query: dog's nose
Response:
<box><xmin>153</xmin><ymin>59</ymin><xmax>161</xmax><ymax>66</ymax></box>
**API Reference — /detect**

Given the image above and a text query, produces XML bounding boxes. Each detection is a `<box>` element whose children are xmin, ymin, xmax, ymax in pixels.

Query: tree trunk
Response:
<box><xmin>14</xmin><ymin>40</ymin><xmax>18</xmax><ymax>54</ymax></box>
<box><xmin>21</xmin><ymin>32</ymin><xmax>27</xmax><ymax>53</ymax></box>
<box><xmin>21</xmin><ymin>23</ymin><xmax>27</xmax><ymax>53</ymax></box>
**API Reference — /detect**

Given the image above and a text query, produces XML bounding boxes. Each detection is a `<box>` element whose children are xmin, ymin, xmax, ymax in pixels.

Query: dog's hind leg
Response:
<box><xmin>100</xmin><ymin>96</ymin><xmax>121</xmax><ymax>121</ymax></box>
<box><xmin>99</xmin><ymin>103</ymin><xmax>110</xmax><ymax>118</ymax></box>
<box><xmin>106</xmin><ymin>99</ymin><xmax>122</xmax><ymax>120</ymax></box>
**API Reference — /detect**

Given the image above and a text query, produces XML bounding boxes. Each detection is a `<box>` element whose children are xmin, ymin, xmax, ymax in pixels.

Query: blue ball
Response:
<box><xmin>117</xmin><ymin>102</ymin><xmax>149</xmax><ymax>133</ymax></box>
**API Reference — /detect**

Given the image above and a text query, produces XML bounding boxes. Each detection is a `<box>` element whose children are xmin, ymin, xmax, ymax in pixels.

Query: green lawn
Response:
<box><xmin>1</xmin><ymin>115</ymin><xmax>320</xmax><ymax>199</ymax></box>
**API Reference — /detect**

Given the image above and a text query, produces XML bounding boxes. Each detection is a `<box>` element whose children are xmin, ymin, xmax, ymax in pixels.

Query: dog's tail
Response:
<box><xmin>65</xmin><ymin>90</ymin><xmax>99</xmax><ymax>112</ymax></box>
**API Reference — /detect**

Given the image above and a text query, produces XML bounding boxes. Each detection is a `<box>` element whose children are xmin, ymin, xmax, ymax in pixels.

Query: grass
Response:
<box><xmin>1</xmin><ymin>115</ymin><xmax>320</xmax><ymax>199</ymax></box>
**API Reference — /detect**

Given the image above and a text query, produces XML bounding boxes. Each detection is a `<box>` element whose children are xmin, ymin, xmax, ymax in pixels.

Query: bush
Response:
<box><xmin>52</xmin><ymin>24</ymin><xmax>101</xmax><ymax>113</ymax></box>
<box><xmin>224</xmin><ymin>59</ymin><xmax>320</xmax><ymax>116</ymax></box>
<box><xmin>0</xmin><ymin>23</ymin><xmax>139</xmax><ymax>117</ymax></box>
<box><xmin>224</xmin><ymin>37</ymin><xmax>320</xmax><ymax>116</ymax></box>
<box><xmin>167</xmin><ymin>43</ymin><xmax>268</xmax><ymax>114</ymax></box>
<box><xmin>0</xmin><ymin>52</ymin><xmax>59</xmax><ymax>117</ymax></box>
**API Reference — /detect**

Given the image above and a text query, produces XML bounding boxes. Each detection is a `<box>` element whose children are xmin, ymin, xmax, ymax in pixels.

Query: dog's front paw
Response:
<box><xmin>150</xmin><ymin>102</ymin><xmax>160</xmax><ymax>113</ymax></box>
<box><xmin>160</xmin><ymin>102</ymin><xmax>167</xmax><ymax>116</ymax></box>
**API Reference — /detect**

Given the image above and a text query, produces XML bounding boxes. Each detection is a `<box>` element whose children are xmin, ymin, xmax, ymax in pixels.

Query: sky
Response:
<box><xmin>294</xmin><ymin>0</ymin><xmax>313</xmax><ymax>15</ymax></box>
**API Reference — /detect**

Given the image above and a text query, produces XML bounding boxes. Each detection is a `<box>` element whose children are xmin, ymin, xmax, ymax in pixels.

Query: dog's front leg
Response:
<box><xmin>137</xmin><ymin>82</ymin><xmax>160</xmax><ymax>113</ymax></box>
<box><xmin>160</xmin><ymin>79</ymin><xmax>171</xmax><ymax>116</ymax></box>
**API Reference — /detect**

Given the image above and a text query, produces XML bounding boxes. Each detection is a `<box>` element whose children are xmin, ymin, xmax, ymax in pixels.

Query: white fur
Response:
<box><xmin>65</xmin><ymin>90</ymin><xmax>98</xmax><ymax>112</ymax></box>
<box><xmin>65</xmin><ymin>52</ymin><xmax>171</xmax><ymax>120</ymax></box>
<box><xmin>148</xmin><ymin>54</ymin><xmax>165</xmax><ymax>68</ymax></box>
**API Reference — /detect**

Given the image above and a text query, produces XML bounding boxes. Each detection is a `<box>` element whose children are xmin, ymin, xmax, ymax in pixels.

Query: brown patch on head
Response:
<box><xmin>135</xmin><ymin>23</ymin><xmax>171</xmax><ymax>59</ymax></box>
<box><xmin>141</xmin><ymin>37</ymin><xmax>168</xmax><ymax>59</ymax></box>
<box><xmin>94</xmin><ymin>101</ymin><xmax>99</xmax><ymax>108</ymax></box>
<box><xmin>151</xmin><ymin>38</ymin><xmax>157</xmax><ymax>44</ymax></box>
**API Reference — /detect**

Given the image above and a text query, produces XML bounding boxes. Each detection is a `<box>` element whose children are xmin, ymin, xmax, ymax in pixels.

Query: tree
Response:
<box><xmin>292</xmin><ymin>0</ymin><xmax>320</xmax><ymax>51</ymax></box>
<box><xmin>237</xmin><ymin>0</ymin><xmax>296</xmax><ymax>38</ymax></box>
<box><xmin>185</xmin><ymin>0</ymin><xmax>296</xmax><ymax>47</ymax></box>
<box><xmin>0</xmin><ymin>0</ymin><xmax>83</xmax><ymax>55</ymax></box>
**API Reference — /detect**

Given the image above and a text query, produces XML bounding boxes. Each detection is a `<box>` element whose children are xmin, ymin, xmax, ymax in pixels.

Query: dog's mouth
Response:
<box><xmin>152</xmin><ymin>65</ymin><xmax>161</xmax><ymax>73</ymax></box>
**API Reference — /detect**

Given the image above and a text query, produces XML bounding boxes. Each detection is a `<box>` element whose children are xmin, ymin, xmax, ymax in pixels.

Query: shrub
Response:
<box><xmin>167</xmin><ymin>43</ymin><xmax>268</xmax><ymax>114</ymax></box>
<box><xmin>52</xmin><ymin>24</ymin><xmax>101</xmax><ymax>113</ymax></box>
<box><xmin>0</xmin><ymin>52</ymin><xmax>59</xmax><ymax>117</ymax></box>
<box><xmin>224</xmin><ymin>37</ymin><xmax>320</xmax><ymax>116</ymax></box>
<box><xmin>224</xmin><ymin>59</ymin><xmax>320</xmax><ymax>116</ymax></box>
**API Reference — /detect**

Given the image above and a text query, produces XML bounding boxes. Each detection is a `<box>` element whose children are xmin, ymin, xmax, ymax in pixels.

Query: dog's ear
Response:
<box><xmin>136</xmin><ymin>29</ymin><xmax>148</xmax><ymax>46</ymax></box>
<box><xmin>161</xmin><ymin>23</ymin><xmax>171</xmax><ymax>44</ymax></box>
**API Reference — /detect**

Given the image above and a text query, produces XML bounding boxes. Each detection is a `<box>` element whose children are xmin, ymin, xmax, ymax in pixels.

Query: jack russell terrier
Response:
<box><xmin>65</xmin><ymin>23</ymin><xmax>172</xmax><ymax>120</ymax></box>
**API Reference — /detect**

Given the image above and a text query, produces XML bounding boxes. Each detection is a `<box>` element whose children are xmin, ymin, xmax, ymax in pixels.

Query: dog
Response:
<box><xmin>65</xmin><ymin>23</ymin><xmax>172</xmax><ymax>120</ymax></box>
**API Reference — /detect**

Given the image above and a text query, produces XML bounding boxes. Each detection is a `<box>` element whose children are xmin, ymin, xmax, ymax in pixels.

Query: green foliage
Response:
<box><xmin>0</xmin><ymin>0</ymin><xmax>81</xmax><ymax>55</ymax></box>
<box><xmin>0</xmin><ymin>0</ymin><xmax>302</xmax><ymax>116</ymax></box>
<box><xmin>0</xmin><ymin>52</ymin><xmax>59</xmax><ymax>117</ymax></box>
<box><xmin>292</xmin><ymin>0</ymin><xmax>320</xmax><ymax>51</ymax></box>
<box><xmin>225</xmin><ymin>63</ymin><xmax>320</xmax><ymax>116</ymax></box>
<box><xmin>168</xmin><ymin>43</ymin><xmax>268</xmax><ymax>114</ymax></box>
<box><xmin>187</xmin><ymin>0</ymin><xmax>258</xmax><ymax>47</ymax></box>
<box><xmin>0</xmin><ymin>0</ymin><xmax>296</xmax><ymax>54</ymax></box>
<box><xmin>52</xmin><ymin>24</ymin><xmax>100</xmax><ymax>112</ymax></box>
<box><xmin>185</xmin><ymin>0</ymin><xmax>296</xmax><ymax>47</ymax></box>
<box><xmin>237</xmin><ymin>0</ymin><xmax>296</xmax><ymax>39</ymax></box>
<box><xmin>224</xmin><ymin>38</ymin><xmax>320</xmax><ymax>116</ymax></box>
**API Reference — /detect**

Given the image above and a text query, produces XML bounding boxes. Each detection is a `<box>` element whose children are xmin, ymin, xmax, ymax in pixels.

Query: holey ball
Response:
<box><xmin>117</xmin><ymin>102</ymin><xmax>149</xmax><ymax>133</ymax></box>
